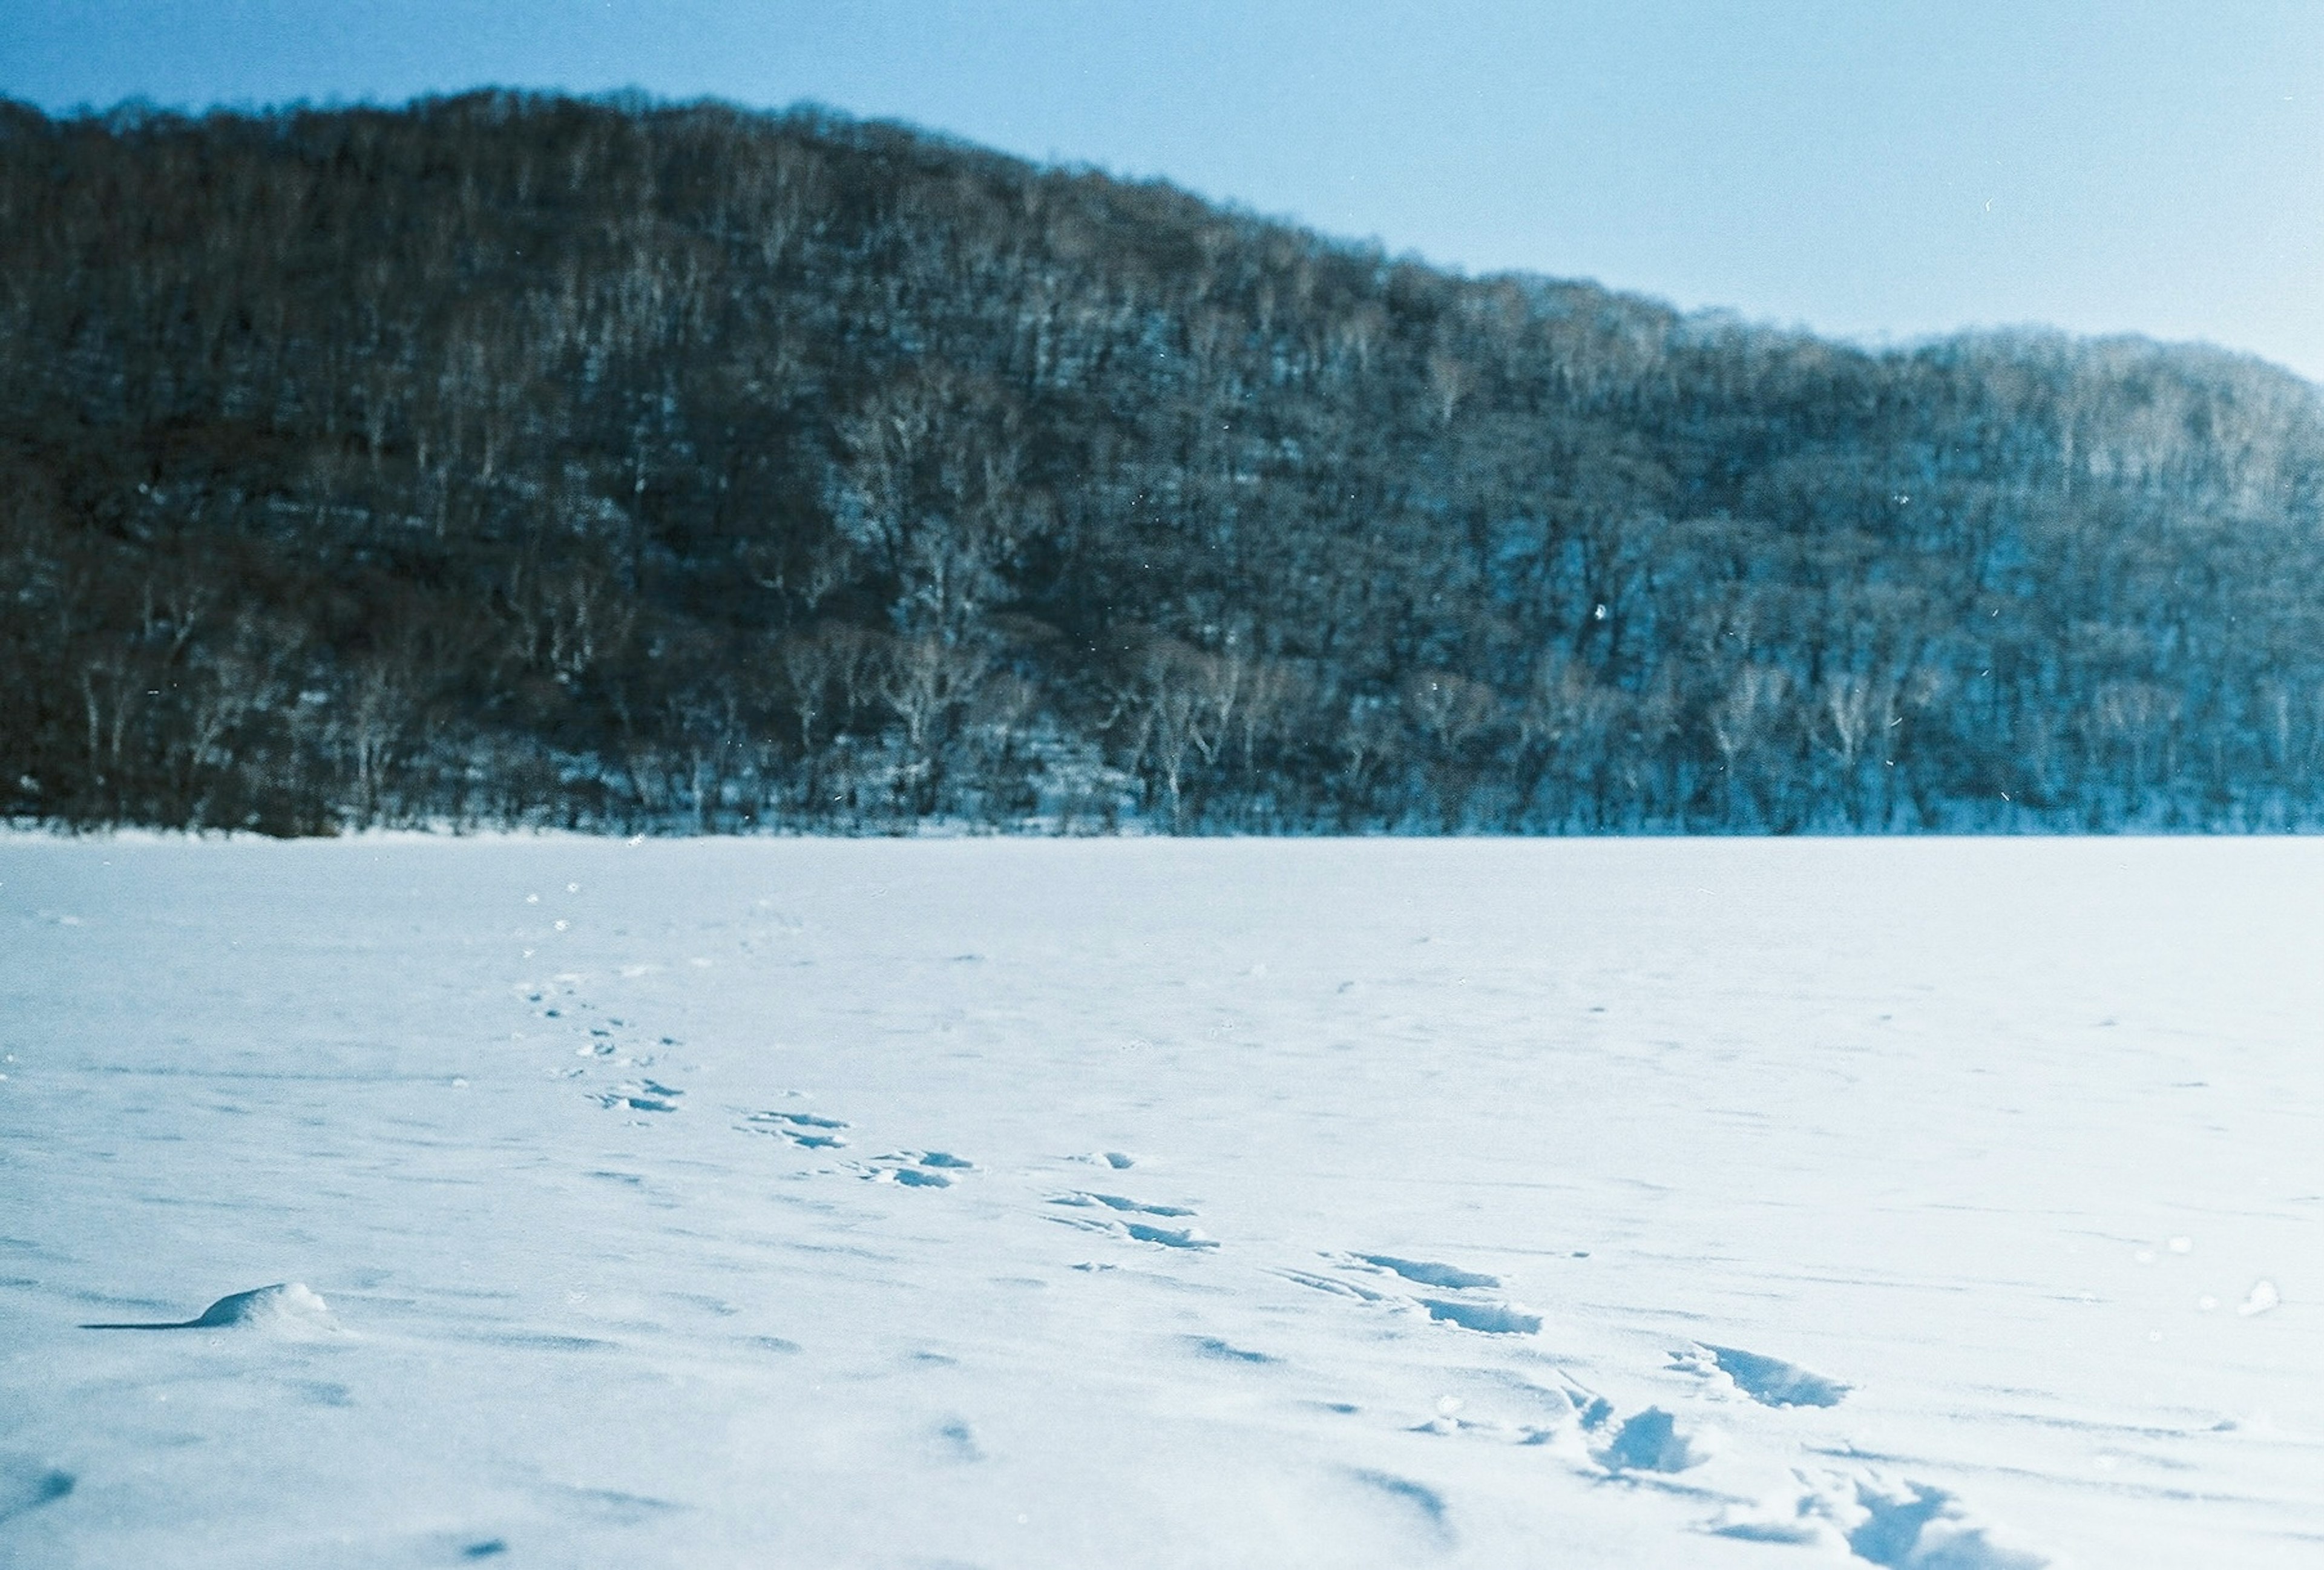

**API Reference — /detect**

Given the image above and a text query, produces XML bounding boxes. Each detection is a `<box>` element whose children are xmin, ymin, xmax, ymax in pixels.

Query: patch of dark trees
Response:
<box><xmin>4</xmin><ymin>91</ymin><xmax>2322</xmax><ymax>835</ymax></box>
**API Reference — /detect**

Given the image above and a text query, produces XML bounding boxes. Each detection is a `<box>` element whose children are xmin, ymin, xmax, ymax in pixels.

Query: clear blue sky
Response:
<box><xmin>8</xmin><ymin>1</ymin><xmax>2321</xmax><ymax>380</ymax></box>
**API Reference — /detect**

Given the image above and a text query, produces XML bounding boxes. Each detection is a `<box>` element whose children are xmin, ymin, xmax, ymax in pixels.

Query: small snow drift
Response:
<box><xmin>81</xmin><ymin>1282</ymin><xmax>338</xmax><ymax>1335</ymax></box>
<box><xmin>0</xmin><ymin>1456</ymin><xmax>74</xmax><ymax>1525</ymax></box>
<box><xmin>1690</xmin><ymin>1343</ymin><xmax>1851</xmax><ymax>1408</ymax></box>
<box><xmin>1356</xmin><ymin>1254</ymin><xmax>1502</xmax><ymax>1290</ymax></box>
<box><xmin>1598</xmin><ymin>1408</ymin><xmax>1704</xmax><ymax>1473</ymax></box>
<box><xmin>1418</xmin><ymin>1298</ymin><xmax>1540</xmax><ymax>1334</ymax></box>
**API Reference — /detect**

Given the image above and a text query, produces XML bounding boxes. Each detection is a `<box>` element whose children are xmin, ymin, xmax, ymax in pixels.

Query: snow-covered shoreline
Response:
<box><xmin>3</xmin><ymin>838</ymin><xmax>2317</xmax><ymax>1565</ymax></box>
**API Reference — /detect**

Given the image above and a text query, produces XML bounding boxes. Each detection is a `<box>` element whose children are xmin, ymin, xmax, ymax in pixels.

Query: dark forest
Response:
<box><xmin>5</xmin><ymin>92</ymin><xmax>2322</xmax><ymax>834</ymax></box>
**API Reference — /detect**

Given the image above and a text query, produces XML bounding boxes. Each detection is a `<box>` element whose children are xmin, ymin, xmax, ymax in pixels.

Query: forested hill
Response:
<box><xmin>5</xmin><ymin>93</ymin><xmax>2323</xmax><ymax>835</ymax></box>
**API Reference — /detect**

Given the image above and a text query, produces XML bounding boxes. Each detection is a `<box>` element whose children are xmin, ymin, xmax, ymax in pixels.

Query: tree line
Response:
<box><xmin>4</xmin><ymin>91</ymin><xmax>2322</xmax><ymax>834</ymax></box>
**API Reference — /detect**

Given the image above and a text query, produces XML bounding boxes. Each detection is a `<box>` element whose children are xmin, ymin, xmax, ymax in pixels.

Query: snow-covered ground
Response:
<box><xmin>2</xmin><ymin>836</ymin><xmax>2320</xmax><ymax>1568</ymax></box>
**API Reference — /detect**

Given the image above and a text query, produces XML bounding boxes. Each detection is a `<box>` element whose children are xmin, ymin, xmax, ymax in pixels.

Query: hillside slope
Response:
<box><xmin>4</xmin><ymin>93</ymin><xmax>2321</xmax><ymax>832</ymax></box>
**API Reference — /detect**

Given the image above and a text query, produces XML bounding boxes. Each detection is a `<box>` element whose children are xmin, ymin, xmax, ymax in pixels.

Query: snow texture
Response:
<box><xmin>2</xmin><ymin>835</ymin><xmax>2321</xmax><ymax>1566</ymax></box>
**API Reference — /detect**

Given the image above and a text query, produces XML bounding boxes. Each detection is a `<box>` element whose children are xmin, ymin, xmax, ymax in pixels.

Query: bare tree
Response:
<box><xmin>876</xmin><ymin>634</ymin><xmax>989</xmax><ymax>810</ymax></box>
<box><xmin>1710</xmin><ymin>665</ymin><xmax>1791</xmax><ymax>825</ymax></box>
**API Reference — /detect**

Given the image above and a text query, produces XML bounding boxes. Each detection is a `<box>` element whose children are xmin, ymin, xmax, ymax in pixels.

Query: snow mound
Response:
<box><xmin>81</xmin><ymin>1283</ymin><xmax>340</xmax><ymax>1336</ymax></box>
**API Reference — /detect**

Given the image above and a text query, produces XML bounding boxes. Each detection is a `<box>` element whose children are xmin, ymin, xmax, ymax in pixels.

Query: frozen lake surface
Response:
<box><xmin>2</xmin><ymin>836</ymin><xmax>2320</xmax><ymax>1567</ymax></box>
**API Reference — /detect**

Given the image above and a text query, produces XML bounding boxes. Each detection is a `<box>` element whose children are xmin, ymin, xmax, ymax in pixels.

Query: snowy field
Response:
<box><xmin>2</xmin><ymin>835</ymin><xmax>2320</xmax><ymax>1568</ymax></box>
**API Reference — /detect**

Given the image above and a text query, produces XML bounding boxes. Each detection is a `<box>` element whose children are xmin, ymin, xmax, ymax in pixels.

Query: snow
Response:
<box><xmin>2</xmin><ymin>835</ymin><xmax>2320</xmax><ymax>1567</ymax></box>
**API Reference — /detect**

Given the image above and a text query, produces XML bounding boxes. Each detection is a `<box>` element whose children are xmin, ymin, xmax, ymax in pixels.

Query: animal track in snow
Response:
<box><xmin>1673</xmin><ymin>1343</ymin><xmax>1851</xmax><ymax>1408</ymax></box>
<box><xmin>1055</xmin><ymin>1212</ymin><xmax>1219</xmax><ymax>1249</ymax></box>
<box><xmin>506</xmin><ymin>970</ymin><xmax>2034</xmax><ymax>1569</ymax></box>
<box><xmin>854</xmin><ymin>1151</ymin><xmax>979</xmax><ymax>1188</ymax></box>
<box><xmin>594</xmin><ymin>1080</ymin><xmax>683</xmax><ymax>1113</ymax></box>
<box><xmin>1124</xmin><ymin>1220</ymin><xmax>1218</xmax><ymax>1249</ymax></box>
<box><xmin>1050</xmin><ymin>1191</ymin><xmax>1197</xmax><ymax>1218</ymax></box>
<box><xmin>1597</xmin><ymin>1407</ymin><xmax>1707</xmax><ymax>1473</ymax></box>
<box><xmin>731</xmin><ymin>1091</ymin><xmax>975</xmax><ymax>1192</ymax></box>
<box><xmin>1275</xmin><ymin>1235</ymin><xmax>2040</xmax><ymax>1564</ymax></box>
<box><xmin>1275</xmin><ymin>1267</ymin><xmax>1390</xmax><ymax>1302</ymax></box>
<box><xmin>524</xmin><ymin>982</ymin><xmax>684</xmax><ymax>1126</ymax></box>
<box><xmin>1715</xmin><ymin>1473</ymin><xmax>2049</xmax><ymax>1567</ymax></box>
<box><xmin>1418</xmin><ymin>1298</ymin><xmax>1541</xmax><ymax>1335</ymax></box>
<box><xmin>1279</xmin><ymin>1260</ymin><xmax>1537</xmax><ymax>1332</ymax></box>
<box><xmin>743</xmin><ymin>1110</ymin><xmax>851</xmax><ymax>1149</ymax></box>
<box><xmin>1354</xmin><ymin>1254</ymin><xmax>1502</xmax><ymax>1290</ymax></box>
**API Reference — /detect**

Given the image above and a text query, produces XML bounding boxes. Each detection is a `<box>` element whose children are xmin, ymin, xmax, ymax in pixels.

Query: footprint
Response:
<box><xmin>1051</xmin><ymin>1192</ymin><xmax>1197</xmax><ymax>1218</ymax></box>
<box><xmin>763</xmin><ymin>1111</ymin><xmax>847</xmax><ymax>1131</ymax></box>
<box><xmin>1417</xmin><ymin>1298</ymin><xmax>1540</xmax><ymax>1335</ymax></box>
<box><xmin>595</xmin><ymin>1080</ymin><xmax>682</xmax><ymax>1113</ymax></box>
<box><xmin>743</xmin><ymin>1111</ymin><xmax>850</xmax><ymax>1149</ymax></box>
<box><xmin>1843</xmin><ymin>1478</ymin><xmax>2047</xmax><ymax>1568</ymax></box>
<box><xmin>1123</xmin><ymin>1221</ymin><xmax>1219</xmax><ymax>1250</ymax></box>
<box><xmin>1597</xmin><ymin>1407</ymin><xmax>1705</xmax><ymax>1473</ymax></box>
<box><xmin>1276</xmin><ymin>1268</ymin><xmax>1388</xmax><ymax>1303</ymax></box>
<box><xmin>1354</xmin><ymin>1254</ymin><xmax>1502</xmax><ymax>1290</ymax></box>
<box><xmin>1675</xmin><ymin>1343</ymin><xmax>1850</xmax><ymax>1408</ymax></box>
<box><xmin>1715</xmin><ymin>1473</ymin><xmax>2048</xmax><ymax>1567</ymax></box>
<box><xmin>856</xmin><ymin>1152</ymin><xmax>979</xmax><ymax>1188</ymax></box>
